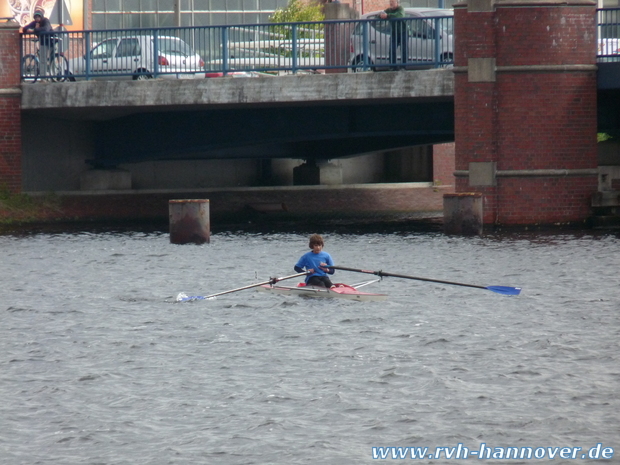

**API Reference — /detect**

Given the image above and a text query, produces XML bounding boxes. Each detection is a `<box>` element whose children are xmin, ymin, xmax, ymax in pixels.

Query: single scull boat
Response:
<box><xmin>257</xmin><ymin>279</ymin><xmax>387</xmax><ymax>302</ymax></box>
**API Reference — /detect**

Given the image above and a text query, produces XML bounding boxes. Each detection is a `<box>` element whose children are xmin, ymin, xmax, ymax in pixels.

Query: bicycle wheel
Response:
<box><xmin>50</xmin><ymin>54</ymin><xmax>69</xmax><ymax>82</ymax></box>
<box><xmin>21</xmin><ymin>54</ymin><xmax>39</xmax><ymax>83</ymax></box>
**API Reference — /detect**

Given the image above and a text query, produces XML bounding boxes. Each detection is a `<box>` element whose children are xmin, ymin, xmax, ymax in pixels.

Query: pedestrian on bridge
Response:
<box><xmin>22</xmin><ymin>9</ymin><xmax>53</xmax><ymax>79</ymax></box>
<box><xmin>380</xmin><ymin>0</ymin><xmax>408</xmax><ymax>71</ymax></box>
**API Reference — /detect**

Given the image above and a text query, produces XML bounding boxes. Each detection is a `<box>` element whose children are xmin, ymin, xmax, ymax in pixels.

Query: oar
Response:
<box><xmin>176</xmin><ymin>271</ymin><xmax>309</xmax><ymax>302</ymax></box>
<box><xmin>328</xmin><ymin>265</ymin><xmax>521</xmax><ymax>296</ymax></box>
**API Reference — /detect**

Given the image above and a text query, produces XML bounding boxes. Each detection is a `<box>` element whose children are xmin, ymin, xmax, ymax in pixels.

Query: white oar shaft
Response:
<box><xmin>203</xmin><ymin>271</ymin><xmax>308</xmax><ymax>299</ymax></box>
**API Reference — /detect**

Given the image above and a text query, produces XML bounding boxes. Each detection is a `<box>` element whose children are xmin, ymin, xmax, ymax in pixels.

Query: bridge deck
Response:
<box><xmin>20</xmin><ymin>70</ymin><xmax>456</xmax><ymax>165</ymax></box>
<box><xmin>20</xmin><ymin>70</ymin><xmax>454</xmax><ymax>120</ymax></box>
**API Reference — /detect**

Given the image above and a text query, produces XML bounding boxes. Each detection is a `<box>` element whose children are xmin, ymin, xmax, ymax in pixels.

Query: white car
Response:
<box><xmin>598</xmin><ymin>37</ymin><xmax>620</xmax><ymax>59</ymax></box>
<box><xmin>206</xmin><ymin>45</ymin><xmax>324</xmax><ymax>74</ymax></box>
<box><xmin>349</xmin><ymin>7</ymin><xmax>454</xmax><ymax>72</ymax></box>
<box><xmin>68</xmin><ymin>35</ymin><xmax>205</xmax><ymax>80</ymax></box>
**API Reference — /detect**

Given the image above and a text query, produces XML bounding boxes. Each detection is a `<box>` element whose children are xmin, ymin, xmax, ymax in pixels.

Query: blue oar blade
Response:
<box><xmin>486</xmin><ymin>286</ymin><xmax>521</xmax><ymax>296</ymax></box>
<box><xmin>176</xmin><ymin>293</ymin><xmax>215</xmax><ymax>302</ymax></box>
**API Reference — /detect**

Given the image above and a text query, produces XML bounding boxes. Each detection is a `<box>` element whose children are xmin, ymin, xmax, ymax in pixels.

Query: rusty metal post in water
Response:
<box><xmin>443</xmin><ymin>193</ymin><xmax>483</xmax><ymax>236</ymax></box>
<box><xmin>169</xmin><ymin>199</ymin><xmax>210</xmax><ymax>244</ymax></box>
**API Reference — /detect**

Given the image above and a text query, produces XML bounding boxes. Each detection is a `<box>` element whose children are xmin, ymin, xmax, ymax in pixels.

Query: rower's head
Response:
<box><xmin>309</xmin><ymin>234</ymin><xmax>324</xmax><ymax>252</ymax></box>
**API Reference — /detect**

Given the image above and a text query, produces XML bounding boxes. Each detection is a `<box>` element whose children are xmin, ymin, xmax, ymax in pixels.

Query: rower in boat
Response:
<box><xmin>294</xmin><ymin>234</ymin><xmax>336</xmax><ymax>289</ymax></box>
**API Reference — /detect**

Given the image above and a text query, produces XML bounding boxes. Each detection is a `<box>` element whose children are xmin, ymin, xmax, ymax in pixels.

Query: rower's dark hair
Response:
<box><xmin>309</xmin><ymin>234</ymin><xmax>324</xmax><ymax>248</ymax></box>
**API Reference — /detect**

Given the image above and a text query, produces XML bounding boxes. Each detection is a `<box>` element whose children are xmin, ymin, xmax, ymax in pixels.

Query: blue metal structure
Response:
<box><xmin>16</xmin><ymin>9</ymin><xmax>620</xmax><ymax>168</ymax></box>
<box><xmin>597</xmin><ymin>6</ymin><xmax>620</xmax><ymax>57</ymax></box>
<box><xmin>20</xmin><ymin>15</ymin><xmax>455</xmax><ymax>81</ymax></box>
<box><xmin>20</xmin><ymin>8</ymin><xmax>620</xmax><ymax>82</ymax></box>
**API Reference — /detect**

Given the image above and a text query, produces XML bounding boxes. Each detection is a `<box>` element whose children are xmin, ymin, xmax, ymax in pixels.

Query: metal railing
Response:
<box><xmin>19</xmin><ymin>15</ymin><xmax>454</xmax><ymax>81</ymax></box>
<box><xmin>18</xmin><ymin>8</ymin><xmax>620</xmax><ymax>82</ymax></box>
<box><xmin>598</xmin><ymin>7</ymin><xmax>620</xmax><ymax>61</ymax></box>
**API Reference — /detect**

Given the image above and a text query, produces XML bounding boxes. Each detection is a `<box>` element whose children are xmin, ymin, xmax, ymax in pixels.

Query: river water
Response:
<box><xmin>1</xmin><ymin>223</ymin><xmax>619</xmax><ymax>464</ymax></box>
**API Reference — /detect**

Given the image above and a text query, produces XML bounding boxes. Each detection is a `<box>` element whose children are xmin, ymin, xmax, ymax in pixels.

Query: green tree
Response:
<box><xmin>268</xmin><ymin>0</ymin><xmax>324</xmax><ymax>53</ymax></box>
<box><xmin>269</xmin><ymin>0</ymin><xmax>325</xmax><ymax>23</ymax></box>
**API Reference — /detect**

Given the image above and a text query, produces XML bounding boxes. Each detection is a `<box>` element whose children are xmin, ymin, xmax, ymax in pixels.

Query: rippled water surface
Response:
<box><xmin>1</xmin><ymin>225</ymin><xmax>619</xmax><ymax>464</ymax></box>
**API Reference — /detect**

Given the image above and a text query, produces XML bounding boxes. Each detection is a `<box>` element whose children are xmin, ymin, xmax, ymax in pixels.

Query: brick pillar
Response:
<box><xmin>324</xmin><ymin>3</ymin><xmax>358</xmax><ymax>73</ymax></box>
<box><xmin>453</xmin><ymin>0</ymin><xmax>599</xmax><ymax>226</ymax></box>
<box><xmin>432</xmin><ymin>142</ymin><xmax>455</xmax><ymax>187</ymax></box>
<box><xmin>0</xmin><ymin>19</ymin><xmax>22</xmax><ymax>194</ymax></box>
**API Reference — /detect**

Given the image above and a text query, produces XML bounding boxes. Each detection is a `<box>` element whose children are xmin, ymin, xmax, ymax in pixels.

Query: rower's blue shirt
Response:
<box><xmin>295</xmin><ymin>250</ymin><xmax>335</xmax><ymax>282</ymax></box>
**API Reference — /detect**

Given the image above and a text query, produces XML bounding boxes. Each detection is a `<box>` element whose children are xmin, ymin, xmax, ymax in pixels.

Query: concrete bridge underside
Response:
<box><xmin>21</xmin><ymin>70</ymin><xmax>455</xmax><ymax>168</ymax></box>
<box><xmin>19</xmin><ymin>67</ymin><xmax>620</xmax><ymax>193</ymax></box>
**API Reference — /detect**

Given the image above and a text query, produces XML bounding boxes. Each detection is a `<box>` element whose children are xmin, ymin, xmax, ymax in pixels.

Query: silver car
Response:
<box><xmin>349</xmin><ymin>7</ymin><xmax>454</xmax><ymax>72</ymax></box>
<box><xmin>68</xmin><ymin>35</ymin><xmax>205</xmax><ymax>80</ymax></box>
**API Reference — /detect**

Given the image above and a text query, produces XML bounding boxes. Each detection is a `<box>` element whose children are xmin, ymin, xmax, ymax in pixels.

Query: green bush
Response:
<box><xmin>0</xmin><ymin>184</ymin><xmax>61</xmax><ymax>224</ymax></box>
<box><xmin>270</xmin><ymin>0</ymin><xmax>325</xmax><ymax>23</ymax></box>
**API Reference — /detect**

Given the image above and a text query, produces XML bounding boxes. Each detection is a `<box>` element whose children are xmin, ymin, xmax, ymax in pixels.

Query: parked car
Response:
<box><xmin>68</xmin><ymin>35</ymin><xmax>205</xmax><ymax>80</ymax></box>
<box><xmin>598</xmin><ymin>37</ymin><xmax>620</xmax><ymax>60</ymax></box>
<box><xmin>205</xmin><ymin>71</ymin><xmax>265</xmax><ymax>78</ymax></box>
<box><xmin>206</xmin><ymin>43</ymin><xmax>324</xmax><ymax>74</ymax></box>
<box><xmin>349</xmin><ymin>8</ymin><xmax>453</xmax><ymax>72</ymax></box>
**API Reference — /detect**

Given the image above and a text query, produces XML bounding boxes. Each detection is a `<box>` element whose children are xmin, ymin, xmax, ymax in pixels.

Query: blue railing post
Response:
<box><xmin>222</xmin><ymin>26</ymin><xmax>229</xmax><ymax>75</ymax></box>
<box><xmin>404</xmin><ymin>17</ymin><xmax>410</xmax><ymax>67</ymax></box>
<box><xmin>85</xmin><ymin>31</ymin><xmax>91</xmax><ymax>80</ymax></box>
<box><xmin>362</xmin><ymin>21</ymin><xmax>369</xmax><ymax>71</ymax></box>
<box><xmin>292</xmin><ymin>23</ymin><xmax>298</xmax><ymax>74</ymax></box>
<box><xmin>19</xmin><ymin>32</ymin><xmax>24</xmax><ymax>78</ymax></box>
<box><xmin>152</xmin><ymin>29</ymin><xmax>159</xmax><ymax>78</ymax></box>
<box><xmin>433</xmin><ymin>17</ymin><xmax>441</xmax><ymax>67</ymax></box>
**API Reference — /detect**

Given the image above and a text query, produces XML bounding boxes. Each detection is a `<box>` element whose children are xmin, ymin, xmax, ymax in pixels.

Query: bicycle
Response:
<box><xmin>21</xmin><ymin>36</ymin><xmax>69</xmax><ymax>83</ymax></box>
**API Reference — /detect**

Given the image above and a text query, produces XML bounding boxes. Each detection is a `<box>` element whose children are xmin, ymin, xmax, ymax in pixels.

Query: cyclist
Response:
<box><xmin>23</xmin><ymin>9</ymin><xmax>53</xmax><ymax>78</ymax></box>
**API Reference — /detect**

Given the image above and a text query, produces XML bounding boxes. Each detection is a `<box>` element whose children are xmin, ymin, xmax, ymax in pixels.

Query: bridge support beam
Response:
<box><xmin>80</xmin><ymin>169</ymin><xmax>132</xmax><ymax>190</ymax></box>
<box><xmin>0</xmin><ymin>20</ymin><xmax>22</xmax><ymax>194</ymax></box>
<box><xmin>452</xmin><ymin>0</ymin><xmax>599</xmax><ymax>226</ymax></box>
<box><xmin>293</xmin><ymin>160</ymin><xmax>343</xmax><ymax>186</ymax></box>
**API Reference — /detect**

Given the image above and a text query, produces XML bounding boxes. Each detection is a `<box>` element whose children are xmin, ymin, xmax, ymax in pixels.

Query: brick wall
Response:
<box><xmin>456</xmin><ymin>177</ymin><xmax>594</xmax><ymax>224</ymax></box>
<box><xmin>9</xmin><ymin>185</ymin><xmax>451</xmax><ymax>223</ymax></box>
<box><xmin>363</xmin><ymin>0</ymin><xmax>389</xmax><ymax>14</ymax></box>
<box><xmin>454</xmin><ymin>78</ymin><xmax>496</xmax><ymax>170</ymax></box>
<box><xmin>433</xmin><ymin>142</ymin><xmax>455</xmax><ymax>187</ymax></box>
<box><xmin>496</xmin><ymin>74</ymin><xmax>597</xmax><ymax>171</ymax></box>
<box><xmin>0</xmin><ymin>24</ymin><xmax>21</xmax><ymax>88</ymax></box>
<box><xmin>0</xmin><ymin>22</ymin><xmax>22</xmax><ymax>194</ymax></box>
<box><xmin>454</xmin><ymin>11</ymin><xmax>496</xmax><ymax>63</ymax></box>
<box><xmin>454</xmin><ymin>2</ymin><xmax>598</xmax><ymax>226</ymax></box>
<box><xmin>495</xmin><ymin>8</ymin><xmax>597</xmax><ymax>67</ymax></box>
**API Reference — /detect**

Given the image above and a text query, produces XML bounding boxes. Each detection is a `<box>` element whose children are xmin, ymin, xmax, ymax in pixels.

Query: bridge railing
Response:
<box><xmin>19</xmin><ymin>15</ymin><xmax>454</xmax><ymax>81</ymax></box>
<box><xmin>598</xmin><ymin>7</ymin><xmax>620</xmax><ymax>61</ymax></box>
<box><xmin>19</xmin><ymin>8</ymin><xmax>618</xmax><ymax>81</ymax></box>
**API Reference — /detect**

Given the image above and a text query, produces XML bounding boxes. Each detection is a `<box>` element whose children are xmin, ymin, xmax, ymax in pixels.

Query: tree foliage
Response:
<box><xmin>269</xmin><ymin>0</ymin><xmax>325</xmax><ymax>23</ymax></box>
<box><xmin>268</xmin><ymin>0</ymin><xmax>325</xmax><ymax>42</ymax></box>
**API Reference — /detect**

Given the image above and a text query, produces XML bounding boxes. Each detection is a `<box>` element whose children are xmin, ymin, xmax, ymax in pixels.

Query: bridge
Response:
<box><xmin>4</xmin><ymin>4</ymin><xmax>620</xmax><ymax>227</ymax></box>
<box><xmin>18</xmin><ymin>60</ymin><xmax>619</xmax><ymax>192</ymax></box>
<box><xmin>17</xmin><ymin>6</ymin><xmax>620</xmax><ymax>165</ymax></box>
<box><xmin>20</xmin><ymin>70</ymin><xmax>454</xmax><ymax>165</ymax></box>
